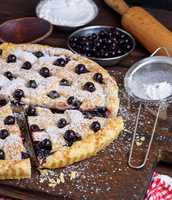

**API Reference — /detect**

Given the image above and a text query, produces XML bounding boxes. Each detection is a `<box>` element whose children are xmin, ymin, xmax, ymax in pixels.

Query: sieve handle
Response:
<box><xmin>128</xmin><ymin>104</ymin><xmax>161</xmax><ymax>169</ymax></box>
<box><xmin>151</xmin><ymin>47</ymin><xmax>170</xmax><ymax>57</ymax></box>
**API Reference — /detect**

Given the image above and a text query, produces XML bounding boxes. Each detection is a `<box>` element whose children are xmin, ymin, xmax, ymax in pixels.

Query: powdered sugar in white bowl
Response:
<box><xmin>36</xmin><ymin>0</ymin><xmax>98</xmax><ymax>27</ymax></box>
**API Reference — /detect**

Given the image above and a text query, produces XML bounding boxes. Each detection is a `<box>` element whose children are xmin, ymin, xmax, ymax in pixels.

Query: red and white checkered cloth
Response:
<box><xmin>146</xmin><ymin>172</ymin><xmax>172</xmax><ymax>200</ymax></box>
<box><xmin>0</xmin><ymin>172</ymin><xmax>172</xmax><ymax>200</ymax></box>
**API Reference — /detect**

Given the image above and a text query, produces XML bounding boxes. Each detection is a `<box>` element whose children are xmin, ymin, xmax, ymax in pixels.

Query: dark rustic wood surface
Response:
<box><xmin>0</xmin><ymin>0</ymin><xmax>171</xmax><ymax>200</ymax></box>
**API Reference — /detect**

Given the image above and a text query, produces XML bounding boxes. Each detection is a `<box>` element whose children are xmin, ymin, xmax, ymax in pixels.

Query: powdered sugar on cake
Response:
<box><xmin>14</xmin><ymin>49</ymin><xmax>38</xmax><ymax>64</ymax></box>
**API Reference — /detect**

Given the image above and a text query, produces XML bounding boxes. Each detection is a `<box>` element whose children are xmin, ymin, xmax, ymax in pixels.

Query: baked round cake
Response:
<box><xmin>0</xmin><ymin>43</ymin><xmax>123</xmax><ymax>179</ymax></box>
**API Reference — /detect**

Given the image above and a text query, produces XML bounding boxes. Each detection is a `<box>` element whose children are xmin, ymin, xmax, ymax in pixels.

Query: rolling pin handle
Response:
<box><xmin>104</xmin><ymin>0</ymin><xmax>129</xmax><ymax>15</ymax></box>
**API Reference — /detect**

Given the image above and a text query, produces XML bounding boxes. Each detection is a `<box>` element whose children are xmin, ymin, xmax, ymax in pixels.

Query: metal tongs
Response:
<box><xmin>124</xmin><ymin>47</ymin><xmax>172</xmax><ymax>169</ymax></box>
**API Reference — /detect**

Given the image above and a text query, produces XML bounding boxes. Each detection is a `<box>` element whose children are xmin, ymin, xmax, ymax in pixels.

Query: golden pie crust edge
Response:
<box><xmin>0</xmin><ymin>159</ymin><xmax>31</xmax><ymax>180</ymax></box>
<box><xmin>41</xmin><ymin>117</ymin><xmax>123</xmax><ymax>169</ymax></box>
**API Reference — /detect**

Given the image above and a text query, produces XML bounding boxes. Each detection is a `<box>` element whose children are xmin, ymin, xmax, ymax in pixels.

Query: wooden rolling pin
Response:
<box><xmin>105</xmin><ymin>0</ymin><xmax>172</xmax><ymax>56</ymax></box>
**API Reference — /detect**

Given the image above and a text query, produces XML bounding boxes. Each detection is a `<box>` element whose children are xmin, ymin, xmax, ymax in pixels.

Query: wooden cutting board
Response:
<box><xmin>0</xmin><ymin>1</ymin><xmax>171</xmax><ymax>199</ymax></box>
<box><xmin>0</xmin><ymin>68</ymin><xmax>171</xmax><ymax>200</ymax></box>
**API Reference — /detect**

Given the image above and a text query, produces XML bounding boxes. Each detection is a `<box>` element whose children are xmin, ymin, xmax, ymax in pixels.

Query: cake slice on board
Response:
<box><xmin>0</xmin><ymin>98</ymin><xmax>31</xmax><ymax>180</ymax></box>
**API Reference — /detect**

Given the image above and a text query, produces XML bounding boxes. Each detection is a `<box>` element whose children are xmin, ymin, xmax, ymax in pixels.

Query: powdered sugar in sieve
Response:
<box><xmin>125</xmin><ymin>56</ymin><xmax>172</xmax><ymax>102</ymax></box>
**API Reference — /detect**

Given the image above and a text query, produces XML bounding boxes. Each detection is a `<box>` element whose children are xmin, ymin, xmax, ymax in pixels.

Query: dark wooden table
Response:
<box><xmin>0</xmin><ymin>1</ymin><xmax>172</xmax><ymax>200</ymax></box>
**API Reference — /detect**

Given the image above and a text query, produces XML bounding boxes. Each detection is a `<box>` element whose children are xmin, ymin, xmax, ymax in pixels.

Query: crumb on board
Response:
<box><xmin>60</xmin><ymin>172</ymin><xmax>65</xmax><ymax>183</ymax></box>
<box><xmin>140</xmin><ymin>136</ymin><xmax>145</xmax><ymax>142</ymax></box>
<box><xmin>136</xmin><ymin>141</ymin><xmax>143</xmax><ymax>146</ymax></box>
<box><xmin>135</xmin><ymin>136</ymin><xmax>146</xmax><ymax>146</ymax></box>
<box><xmin>38</xmin><ymin>169</ymin><xmax>79</xmax><ymax>188</ymax></box>
<box><xmin>70</xmin><ymin>171</ymin><xmax>78</xmax><ymax>180</ymax></box>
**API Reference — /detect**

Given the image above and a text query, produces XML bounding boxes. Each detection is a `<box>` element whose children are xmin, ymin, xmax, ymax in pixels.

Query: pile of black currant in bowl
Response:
<box><xmin>68</xmin><ymin>27</ymin><xmax>135</xmax><ymax>59</ymax></box>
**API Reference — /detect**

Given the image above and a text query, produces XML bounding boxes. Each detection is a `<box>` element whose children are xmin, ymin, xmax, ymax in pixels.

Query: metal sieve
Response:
<box><xmin>124</xmin><ymin>47</ymin><xmax>172</xmax><ymax>169</ymax></box>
